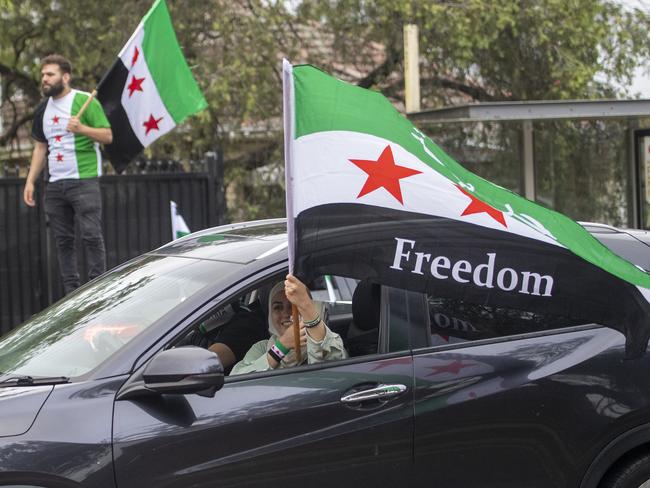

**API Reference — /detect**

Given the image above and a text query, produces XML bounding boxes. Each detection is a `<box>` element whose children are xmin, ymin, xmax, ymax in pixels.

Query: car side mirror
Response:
<box><xmin>142</xmin><ymin>346</ymin><xmax>224</xmax><ymax>397</ymax></box>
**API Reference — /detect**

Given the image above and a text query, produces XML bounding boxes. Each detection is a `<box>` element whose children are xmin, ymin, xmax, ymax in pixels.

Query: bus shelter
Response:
<box><xmin>409</xmin><ymin>99</ymin><xmax>650</xmax><ymax>229</ymax></box>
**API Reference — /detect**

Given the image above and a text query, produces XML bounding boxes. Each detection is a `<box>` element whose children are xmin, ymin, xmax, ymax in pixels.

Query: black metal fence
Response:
<box><xmin>0</xmin><ymin>157</ymin><xmax>224</xmax><ymax>334</ymax></box>
<box><xmin>0</xmin><ymin>178</ymin><xmax>48</xmax><ymax>334</ymax></box>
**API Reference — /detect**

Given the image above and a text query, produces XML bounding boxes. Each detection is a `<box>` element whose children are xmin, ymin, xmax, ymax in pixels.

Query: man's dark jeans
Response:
<box><xmin>45</xmin><ymin>179</ymin><xmax>106</xmax><ymax>294</ymax></box>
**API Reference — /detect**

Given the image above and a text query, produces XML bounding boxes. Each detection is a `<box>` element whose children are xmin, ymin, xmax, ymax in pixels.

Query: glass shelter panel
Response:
<box><xmin>534</xmin><ymin>119</ymin><xmax>631</xmax><ymax>226</ymax></box>
<box><xmin>424</xmin><ymin>121</ymin><xmax>523</xmax><ymax>194</ymax></box>
<box><xmin>640</xmin><ymin>132</ymin><xmax>650</xmax><ymax>229</ymax></box>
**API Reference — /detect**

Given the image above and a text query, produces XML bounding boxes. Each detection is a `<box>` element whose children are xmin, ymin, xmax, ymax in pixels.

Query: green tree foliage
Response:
<box><xmin>0</xmin><ymin>0</ymin><xmax>149</xmax><ymax>145</ymax></box>
<box><xmin>296</xmin><ymin>0</ymin><xmax>648</xmax><ymax>226</ymax></box>
<box><xmin>298</xmin><ymin>0</ymin><xmax>650</xmax><ymax>103</ymax></box>
<box><xmin>0</xmin><ymin>0</ymin><xmax>648</xmax><ymax>220</ymax></box>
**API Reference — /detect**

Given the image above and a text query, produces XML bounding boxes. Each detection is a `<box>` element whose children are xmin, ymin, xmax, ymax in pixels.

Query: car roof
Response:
<box><xmin>152</xmin><ymin>217</ymin><xmax>650</xmax><ymax>272</ymax></box>
<box><xmin>151</xmin><ymin>218</ymin><xmax>289</xmax><ymax>264</ymax></box>
<box><xmin>580</xmin><ymin>222</ymin><xmax>650</xmax><ymax>272</ymax></box>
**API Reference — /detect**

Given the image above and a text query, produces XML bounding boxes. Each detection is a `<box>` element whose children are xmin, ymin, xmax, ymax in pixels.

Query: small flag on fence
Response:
<box><xmin>170</xmin><ymin>200</ymin><xmax>190</xmax><ymax>240</ymax></box>
<box><xmin>97</xmin><ymin>0</ymin><xmax>207</xmax><ymax>173</ymax></box>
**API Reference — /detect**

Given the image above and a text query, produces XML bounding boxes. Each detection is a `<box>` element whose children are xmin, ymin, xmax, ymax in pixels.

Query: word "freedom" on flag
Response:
<box><xmin>390</xmin><ymin>238</ymin><xmax>554</xmax><ymax>297</ymax></box>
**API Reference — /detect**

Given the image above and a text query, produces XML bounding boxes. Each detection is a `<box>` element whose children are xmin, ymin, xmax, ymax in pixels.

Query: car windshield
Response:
<box><xmin>0</xmin><ymin>255</ymin><xmax>232</xmax><ymax>379</ymax></box>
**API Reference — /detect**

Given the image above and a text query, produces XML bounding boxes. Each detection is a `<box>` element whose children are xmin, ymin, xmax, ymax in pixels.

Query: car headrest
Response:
<box><xmin>352</xmin><ymin>281</ymin><xmax>380</xmax><ymax>331</ymax></box>
<box><xmin>256</xmin><ymin>282</ymin><xmax>275</xmax><ymax>318</ymax></box>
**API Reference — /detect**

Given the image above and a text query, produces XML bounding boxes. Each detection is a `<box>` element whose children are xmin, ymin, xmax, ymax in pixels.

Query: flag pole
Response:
<box><xmin>75</xmin><ymin>89</ymin><xmax>97</xmax><ymax>119</ymax></box>
<box><xmin>283</xmin><ymin>59</ymin><xmax>302</xmax><ymax>364</ymax></box>
<box><xmin>76</xmin><ymin>57</ymin><xmax>119</xmax><ymax>120</ymax></box>
<box><xmin>292</xmin><ymin>306</ymin><xmax>301</xmax><ymax>363</ymax></box>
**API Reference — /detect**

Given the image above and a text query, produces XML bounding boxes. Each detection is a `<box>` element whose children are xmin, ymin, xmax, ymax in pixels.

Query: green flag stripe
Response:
<box><xmin>72</xmin><ymin>92</ymin><xmax>100</xmax><ymax>178</ymax></box>
<box><xmin>142</xmin><ymin>0</ymin><xmax>207</xmax><ymax>124</ymax></box>
<box><xmin>293</xmin><ymin>64</ymin><xmax>650</xmax><ymax>289</ymax></box>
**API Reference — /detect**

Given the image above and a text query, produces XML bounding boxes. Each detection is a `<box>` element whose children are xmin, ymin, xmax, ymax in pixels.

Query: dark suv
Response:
<box><xmin>0</xmin><ymin>219</ymin><xmax>648</xmax><ymax>488</ymax></box>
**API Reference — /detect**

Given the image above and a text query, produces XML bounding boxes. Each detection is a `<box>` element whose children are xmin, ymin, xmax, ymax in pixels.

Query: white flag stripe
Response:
<box><xmin>118</xmin><ymin>22</ymin><xmax>145</xmax><ymax>59</ymax></box>
<box><xmin>170</xmin><ymin>201</ymin><xmax>190</xmax><ymax>241</ymax></box>
<box><xmin>293</xmin><ymin>131</ymin><xmax>562</xmax><ymax>247</ymax></box>
<box><xmin>118</xmin><ymin>25</ymin><xmax>175</xmax><ymax>147</ymax></box>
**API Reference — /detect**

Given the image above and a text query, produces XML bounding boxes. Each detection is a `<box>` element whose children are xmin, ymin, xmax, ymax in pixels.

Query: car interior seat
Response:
<box><xmin>345</xmin><ymin>280</ymin><xmax>380</xmax><ymax>357</ymax></box>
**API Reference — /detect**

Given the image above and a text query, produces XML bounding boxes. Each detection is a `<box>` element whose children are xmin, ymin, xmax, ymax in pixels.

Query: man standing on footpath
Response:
<box><xmin>23</xmin><ymin>54</ymin><xmax>113</xmax><ymax>295</ymax></box>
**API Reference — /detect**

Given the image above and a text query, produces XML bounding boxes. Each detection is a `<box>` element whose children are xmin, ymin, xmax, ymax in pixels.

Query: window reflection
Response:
<box><xmin>0</xmin><ymin>256</ymin><xmax>235</xmax><ymax>378</ymax></box>
<box><xmin>427</xmin><ymin>296</ymin><xmax>586</xmax><ymax>344</ymax></box>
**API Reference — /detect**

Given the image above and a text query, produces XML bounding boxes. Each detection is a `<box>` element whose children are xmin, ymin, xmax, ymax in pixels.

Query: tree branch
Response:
<box><xmin>381</xmin><ymin>74</ymin><xmax>505</xmax><ymax>103</ymax></box>
<box><xmin>356</xmin><ymin>44</ymin><xmax>401</xmax><ymax>89</ymax></box>
<box><xmin>433</xmin><ymin>77</ymin><xmax>502</xmax><ymax>101</ymax></box>
<box><xmin>0</xmin><ymin>63</ymin><xmax>39</xmax><ymax>102</ymax></box>
<box><xmin>0</xmin><ymin>109</ymin><xmax>34</xmax><ymax>146</ymax></box>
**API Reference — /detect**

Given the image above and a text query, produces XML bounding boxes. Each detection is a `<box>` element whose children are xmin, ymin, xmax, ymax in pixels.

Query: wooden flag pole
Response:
<box><xmin>292</xmin><ymin>304</ymin><xmax>302</xmax><ymax>364</ymax></box>
<box><xmin>75</xmin><ymin>89</ymin><xmax>97</xmax><ymax>119</ymax></box>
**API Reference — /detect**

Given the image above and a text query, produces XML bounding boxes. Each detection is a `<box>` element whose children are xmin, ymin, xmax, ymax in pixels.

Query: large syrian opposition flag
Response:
<box><xmin>97</xmin><ymin>0</ymin><xmax>207</xmax><ymax>173</ymax></box>
<box><xmin>283</xmin><ymin>61</ymin><xmax>650</xmax><ymax>357</ymax></box>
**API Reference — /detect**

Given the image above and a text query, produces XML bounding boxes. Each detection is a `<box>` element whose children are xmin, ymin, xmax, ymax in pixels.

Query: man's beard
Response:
<box><xmin>42</xmin><ymin>80</ymin><xmax>64</xmax><ymax>97</ymax></box>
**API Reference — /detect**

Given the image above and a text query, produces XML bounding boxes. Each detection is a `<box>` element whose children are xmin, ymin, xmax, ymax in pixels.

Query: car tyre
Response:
<box><xmin>601</xmin><ymin>453</ymin><xmax>650</xmax><ymax>488</ymax></box>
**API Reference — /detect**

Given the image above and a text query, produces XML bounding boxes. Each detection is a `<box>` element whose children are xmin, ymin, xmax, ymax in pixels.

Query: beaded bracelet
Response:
<box><xmin>303</xmin><ymin>313</ymin><xmax>321</xmax><ymax>328</ymax></box>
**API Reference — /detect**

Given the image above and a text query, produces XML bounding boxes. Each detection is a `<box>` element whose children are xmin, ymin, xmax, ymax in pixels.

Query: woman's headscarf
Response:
<box><xmin>267</xmin><ymin>281</ymin><xmax>285</xmax><ymax>337</ymax></box>
<box><xmin>266</xmin><ymin>280</ymin><xmax>306</xmax><ymax>366</ymax></box>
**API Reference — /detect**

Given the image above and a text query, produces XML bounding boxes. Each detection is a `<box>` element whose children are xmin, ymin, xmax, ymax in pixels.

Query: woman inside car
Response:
<box><xmin>231</xmin><ymin>274</ymin><xmax>347</xmax><ymax>374</ymax></box>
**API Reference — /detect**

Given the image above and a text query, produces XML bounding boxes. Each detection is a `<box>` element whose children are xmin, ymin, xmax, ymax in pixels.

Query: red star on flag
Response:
<box><xmin>143</xmin><ymin>114</ymin><xmax>163</xmax><ymax>135</ymax></box>
<box><xmin>52</xmin><ymin>115</ymin><xmax>60</xmax><ymax>124</ymax></box>
<box><xmin>127</xmin><ymin>75</ymin><xmax>145</xmax><ymax>97</ymax></box>
<box><xmin>56</xmin><ymin>153</ymin><xmax>63</xmax><ymax>162</ymax></box>
<box><xmin>131</xmin><ymin>46</ymin><xmax>139</xmax><ymax>67</ymax></box>
<box><xmin>349</xmin><ymin>145</ymin><xmax>421</xmax><ymax>204</ymax></box>
<box><xmin>54</xmin><ymin>135</ymin><xmax>63</xmax><ymax>143</ymax></box>
<box><xmin>456</xmin><ymin>185</ymin><xmax>507</xmax><ymax>228</ymax></box>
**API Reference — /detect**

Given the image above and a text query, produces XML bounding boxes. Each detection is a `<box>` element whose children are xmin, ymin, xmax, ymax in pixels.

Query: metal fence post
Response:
<box><xmin>206</xmin><ymin>148</ymin><xmax>225</xmax><ymax>227</ymax></box>
<box><xmin>37</xmin><ymin>179</ymin><xmax>54</xmax><ymax>307</ymax></box>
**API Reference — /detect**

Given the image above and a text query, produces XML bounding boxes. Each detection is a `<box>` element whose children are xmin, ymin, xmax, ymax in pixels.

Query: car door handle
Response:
<box><xmin>340</xmin><ymin>384</ymin><xmax>407</xmax><ymax>403</ymax></box>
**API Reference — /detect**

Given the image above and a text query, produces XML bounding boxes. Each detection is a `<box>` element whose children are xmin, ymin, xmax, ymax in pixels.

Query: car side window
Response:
<box><xmin>384</xmin><ymin>286</ymin><xmax>429</xmax><ymax>353</ymax></box>
<box><xmin>174</xmin><ymin>289</ymin><xmax>269</xmax><ymax>374</ymax></box>
<box><xmin>172</xmin><ymin>272</ymin><xmax>421</xmax><ymax>378</ymax></box>
<box><xmin>426</xmin><ymin>295</ymin><xmax>588</xmax><ymax>346</ymax></box>
<box><xmin>175</xmin><ymin>273</ymin><xmax>398</xmax><ymax>375</ymax></box>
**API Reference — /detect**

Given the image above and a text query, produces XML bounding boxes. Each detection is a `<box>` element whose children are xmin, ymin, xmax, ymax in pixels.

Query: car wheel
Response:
<box><xmin>601</xmin><ymin>453</ymin><xmax>650</xmax><ymax>488</ymax></box>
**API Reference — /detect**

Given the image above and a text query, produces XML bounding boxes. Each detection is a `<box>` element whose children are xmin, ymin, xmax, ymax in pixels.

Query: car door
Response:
<box><xmin>111</xmin><ymin>278</ymin><xmax>417</xmax><ymax>488</ymax></box>
<box><xmin>411</xmin><ymin>294</ymin><xmax>628</xmax><ymax>488</ymax></box>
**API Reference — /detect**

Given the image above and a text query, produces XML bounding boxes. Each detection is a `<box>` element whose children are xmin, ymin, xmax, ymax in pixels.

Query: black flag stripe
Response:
<box><xmin>295</xmin><ymin>203</ymin><xmax>650</xmax><ymax>357</ymax></box>
<box><xmin>97</xmin><ymin>59</ymin><xmax>144</xmax><ymax>174</ymax></box>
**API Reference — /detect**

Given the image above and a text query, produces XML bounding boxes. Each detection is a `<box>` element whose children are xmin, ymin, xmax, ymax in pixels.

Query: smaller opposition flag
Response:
<box><xmin>97</xmin><ymin>0</ymin><xmax>207</xmax><ymax>173</ymax></box>
<box><xmin>170</xmin><ymin>200</ymin><xmax>190</xmax><ymax>240</ymax></box>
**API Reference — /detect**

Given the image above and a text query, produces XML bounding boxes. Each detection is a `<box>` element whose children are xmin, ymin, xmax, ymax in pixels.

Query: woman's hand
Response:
<box><xmin>284</xmin><ymin>274</ymin><xmax>317</xmax><ymax>320</ymax></box>
<box><xmin>284</xmin><ymin>274</ymin><xmax>326</xmax><ymax>342</ymax></box>
<box><xmin>277</xmin><ymin>319</ymin><xmax>307</xmax><ymax>350</ymax></box>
